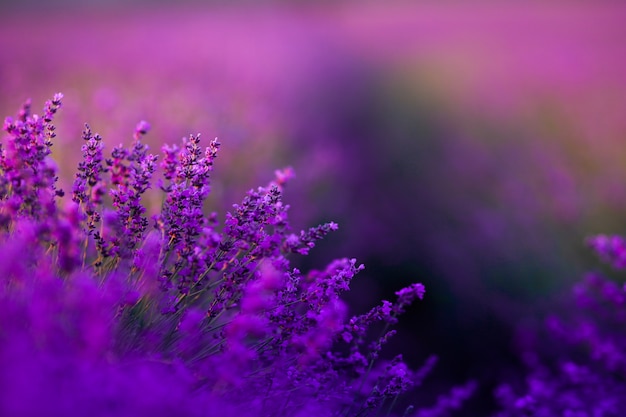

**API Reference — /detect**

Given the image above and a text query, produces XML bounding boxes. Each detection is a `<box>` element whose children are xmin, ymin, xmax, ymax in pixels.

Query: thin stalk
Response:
<box><xmin>385</xmin><ymin>395</ymin><xmax>399</xmax><ymax>417</ymax></box>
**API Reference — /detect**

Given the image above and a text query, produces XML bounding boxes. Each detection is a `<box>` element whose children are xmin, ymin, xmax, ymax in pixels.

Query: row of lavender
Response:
<box><xmin>2</xmin><ymin>94</ymin><xmax>626</xmax><ymax>416</ymax></box>
<box><xmin>0</xmin><ymin>95</ymin><xmax>475</xmax><ymax>416</ymax></box>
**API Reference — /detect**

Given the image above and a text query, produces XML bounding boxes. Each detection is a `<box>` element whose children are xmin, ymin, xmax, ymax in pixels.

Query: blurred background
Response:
<box><xmin>2</xmin><ymin>1</ymin><xmax>626</xmax><ymax>414</ymax></box>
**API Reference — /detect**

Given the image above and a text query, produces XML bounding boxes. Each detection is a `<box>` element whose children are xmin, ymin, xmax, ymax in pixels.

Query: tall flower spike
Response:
<box><xmin>157</xmin><ymin>135</ymin><xmax>221</xmax><ymax>304</ymax></box>
<box><xmin>73</xmin><ymin>124</ymin><xmax>107</xmax><ymax>235</ymax></box>
<box><xmin>108</xmin><ymin>122</ymin><xmax>157</xmax><ymax>258</ymax></box>
<box><xmin>43</xmin><ymin>93</ymin><xmax>62</xmax><ymax>155</ymax></box>
<box><xmin>0</xmin><ymin>93</ymin><xmax>63</xmax><ymax>221</ymax></box>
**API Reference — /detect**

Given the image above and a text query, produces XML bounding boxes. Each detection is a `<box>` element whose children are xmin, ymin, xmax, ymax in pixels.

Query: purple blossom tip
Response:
<box><xmin>396</xmin><ymin>282</ymin><xmax>426</xmax><ymax>302</ymax></box>
<box><xmin>52</xmin><ymin>92</ymin><xmax>63</xmax><ymax>103</ymax></box>
<box><xmin>587</xmin><ymin>234</ymin><xmax>626</xmax><ymax>269</ymax></box>
<box><xmin>274</xmin><ymin>166</ymin><xmax>295</xmax><ymax>187</ymax></box>
<box><xmin>135</xmin><ymin>120</ymin><xmax>151</xmax><ymax>135</ymax></box>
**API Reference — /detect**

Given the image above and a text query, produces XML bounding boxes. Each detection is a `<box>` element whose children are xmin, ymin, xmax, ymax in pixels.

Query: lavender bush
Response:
<box><xmin>492</xmin><ymin>236</ymin><xmax>626</xmax><ymax>416</ymax></box>
<box><xmin>0</xmin><ymin>95</ymin><xmax>473</xmax><ymax>416</ymax></box>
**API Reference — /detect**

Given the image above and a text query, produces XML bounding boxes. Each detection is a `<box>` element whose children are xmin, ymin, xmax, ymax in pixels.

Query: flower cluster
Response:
<box><xmin>587</xmin><ymin>234</ymin><xmax>626</xmax><ymax>269</ymax></box>
<box><xmin>493</xmin><ymin>248</ymin><xmax>626</xmax><ymax>415</ymax></box>
<box><xmin>0</xmin><ymin>96</ymin><xmax>453</xmax><ymax>416</ymax></box>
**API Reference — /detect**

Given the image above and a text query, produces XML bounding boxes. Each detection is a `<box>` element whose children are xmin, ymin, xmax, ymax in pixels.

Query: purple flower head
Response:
<box><xmin>133</xmin><ymin>120</ymin><xmax>151</xmax><ymax>139</ymax></box>
<box><xmin>587</xmin><ymin>234</ymin><xmax>626</xmax><ymax>269</ymax></box>
<box><xmin>107</xmin><ymin>144</ymin><xmax>130</xmax><ymax>186</ymax></box>
<box><xmin>160</xmin><ymin>143</ymin><xmax>180</xmax><ymax>184</ymax></box>
<box><xmin>273</xmin><ymin>166</ymin><xmax>295</xmax><ymax>189</ymax></box>
<box><xmin>396</xmin><ymin>282</ymin><xmax>426</xmax><ymax>304</ymax></box>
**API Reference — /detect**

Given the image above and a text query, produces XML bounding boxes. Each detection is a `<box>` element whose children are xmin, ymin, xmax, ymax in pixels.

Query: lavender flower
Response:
<box><xmin>587</xmin><ymin>234</ymin><xmax>626</xmax><ymax>269</ymax></box>
<box><xmin>0</xmin><ymin>96</ymin><xmax>449</xmax><ymax>417</ymax></box>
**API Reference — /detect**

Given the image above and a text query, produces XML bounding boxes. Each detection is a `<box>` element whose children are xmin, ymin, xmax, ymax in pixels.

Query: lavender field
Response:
<box><xmin>2</xmin><ymin>2</ymin><xmax>626</xmax><ymax>416</ymax></box>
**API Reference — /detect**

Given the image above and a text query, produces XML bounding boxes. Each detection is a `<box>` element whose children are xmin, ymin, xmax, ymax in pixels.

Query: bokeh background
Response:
<box><xmin>2</xmin><ymin>1</ymin><xmax>626</xmax><ymax>414</ymax></box>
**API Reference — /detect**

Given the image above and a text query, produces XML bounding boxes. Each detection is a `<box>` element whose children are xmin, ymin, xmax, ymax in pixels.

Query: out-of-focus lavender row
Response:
<box><xmin>3</xmin><ymin>3</ymin><xmax>626</xmax><ymax>414</ymax></box>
